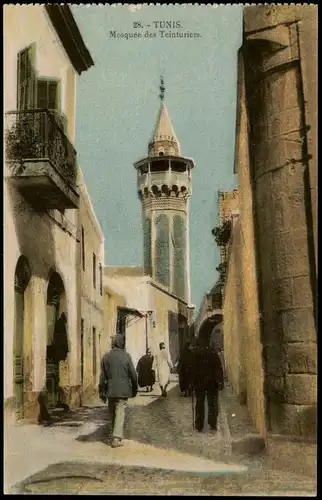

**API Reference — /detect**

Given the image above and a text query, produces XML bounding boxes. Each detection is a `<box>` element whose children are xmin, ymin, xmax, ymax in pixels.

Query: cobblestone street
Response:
<box><xmin>5</xmin><ymin>381</ymin><xmax>317</xmax><ymax>495</ymax></box>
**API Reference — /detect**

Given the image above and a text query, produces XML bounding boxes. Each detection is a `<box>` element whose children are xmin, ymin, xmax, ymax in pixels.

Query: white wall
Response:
<box><xmin>4</xmin><ymin>5</ymin><xmax>76</xmax><ymax>141</ymax></box>
<box><xmin>79</xmin><ymin>176</ymin><xmax>105</xmax><ymax>390</ymax></box>
<box><xmin>3</xmin><ymin>5</ymin><xmax>80</xmax><ymax>400</ymax></box>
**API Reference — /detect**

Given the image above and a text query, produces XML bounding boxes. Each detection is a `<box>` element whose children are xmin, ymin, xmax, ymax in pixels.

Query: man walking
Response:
<box><xmin>136</xmin><ymin>348</ymin><xmax>155</xmax><ymax>392</ymax></box>
<box><xmin>177</xmin><ymin>341</ymin><xmax>194</xmax><ymax>397</ymax></box>
<box><xmin>153</xmin><ymin>342</ymin><xmax>173</xmax><ymax>397</ymax></box>
<box><xmin>192</xmin><ymin>336</ymin><xmax>224</xmax><ymax>432</ymax></box>
<box><xmin>99</xmin><ymin>334</ymin><xmax>138</xmax><ymax>448</ymax></box>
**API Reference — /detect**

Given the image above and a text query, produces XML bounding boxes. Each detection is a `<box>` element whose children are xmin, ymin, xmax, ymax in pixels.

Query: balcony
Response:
<box><xmin>5</xmin><ymin>109</ymin><xmax>79</xmax><ymax>210</ymax></box>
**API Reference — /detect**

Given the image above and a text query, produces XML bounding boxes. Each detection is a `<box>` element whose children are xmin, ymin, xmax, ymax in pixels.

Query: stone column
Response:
<box><xmin>243</xmin><ymin>6</ymin><xmax>317</xmax><ymax>438</ymax></box>
<box><xmin>26</xmin><ymin>275</ymin><xmax>47</xmax><ymax>420</ymax></box>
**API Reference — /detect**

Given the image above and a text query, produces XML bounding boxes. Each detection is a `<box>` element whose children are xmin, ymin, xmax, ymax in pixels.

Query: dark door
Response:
<box><xmin>14</xmin><ymin>290</ymin><xmax>24</xmax><ymax>420</ymax></box>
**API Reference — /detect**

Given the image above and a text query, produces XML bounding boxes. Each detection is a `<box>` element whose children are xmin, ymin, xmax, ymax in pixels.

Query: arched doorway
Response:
<box><xmin>46</xmin><ymin>271</ymin><xmax>68</xmax><ymax>410</ymax></box>
<box><xmin>14</xmin><ymin>256</ymin><xmax>31</xmax><ymax>421</ymax></box>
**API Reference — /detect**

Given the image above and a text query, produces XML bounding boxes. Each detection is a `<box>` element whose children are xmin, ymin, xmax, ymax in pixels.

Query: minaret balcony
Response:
<box><xmin>138</xmin><ymin>170</ymin><xmax>192</xmax><ymax>195</ymax></box>
<box><xmin>5</xmin><ymin>109</ymin><xmax>79</xmax><ymax>210</ymax></box>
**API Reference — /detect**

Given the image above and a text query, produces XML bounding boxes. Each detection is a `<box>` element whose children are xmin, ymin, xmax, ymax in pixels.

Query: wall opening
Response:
<box><xmin>46</xmin><ymin>271</ymin><xmax>68</xmax><ymax>410</ymax></box>
<box><xmin>13</xmin><ymin>255</ymin><xmax>31</xmax><ymax>421</ymax></box>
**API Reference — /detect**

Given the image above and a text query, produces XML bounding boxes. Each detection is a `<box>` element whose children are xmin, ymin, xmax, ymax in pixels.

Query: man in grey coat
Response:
<box><xmin>99</xmin><ymin>334</ymin><xmax>138</xmax><ymax>448</ymax></box>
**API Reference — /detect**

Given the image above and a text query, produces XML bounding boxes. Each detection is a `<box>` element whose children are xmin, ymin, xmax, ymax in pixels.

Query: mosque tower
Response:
<box><xmin>134</xmin><ymin>77</ymin><xmax>195</xmax><ymax>303</ymax></box>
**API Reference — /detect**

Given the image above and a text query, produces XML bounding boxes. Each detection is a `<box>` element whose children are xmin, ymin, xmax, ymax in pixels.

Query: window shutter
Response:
<box><xmin>17</xmin><ymin>46</ymin><xmax>36</xmax><ymax>110</ymax></box>
<box><xmin>37</xmin><ymin>79</ymin><xmax>58</xmax><ymax>110</ymax></box>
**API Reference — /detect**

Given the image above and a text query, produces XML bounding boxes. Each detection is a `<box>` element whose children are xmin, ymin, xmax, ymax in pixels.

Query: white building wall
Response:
<box><xmin>3</xmin><ymin>5</ymin><xmax>81</xmax><ymax>407</ymax></box>
<box><xmin>4</xmin><ymin>5</ymin><xmax>76</xmax><ymax>141</ymax></box>
<box><xmin>79</xmin><ymin>177</ymin><xmax>105</xmax><ymax>395</ymax></box>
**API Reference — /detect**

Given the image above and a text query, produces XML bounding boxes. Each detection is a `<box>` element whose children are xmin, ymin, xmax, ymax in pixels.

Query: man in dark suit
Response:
<box><xmin>99</xmin><ymin>334</ymin><xmax>138</xmax><ymax>448</ymax></box>
<box><xmin>192</xmin><ymin>336</ymin><xmax>224</xmax><ymax>432</ymax></box>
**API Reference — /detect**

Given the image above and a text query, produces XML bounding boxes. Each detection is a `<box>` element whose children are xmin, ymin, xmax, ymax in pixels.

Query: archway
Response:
<box><xmin>46</xmin><ymin>271</ymin><xmax>68</xmax><ymax>410</ymax></box>
<box><xmin>13</xmin><ymin>256</ymin><xmax>31</xmax><ymax>421</ymax></box>
<box><xmin>198</xmin><ymin>313</ymin><xmax>223</xmax><ymax>346</ymax></box>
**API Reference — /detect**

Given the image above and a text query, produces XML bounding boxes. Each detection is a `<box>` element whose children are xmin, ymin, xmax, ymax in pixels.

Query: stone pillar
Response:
<box><xmin>24</xmin><ymin>275</ymin><xmax>47</xmax><ymax>421</ymax></box>
<box><xmin>243</xmin><ymin>5</ymin><xmax>317</xmax><ymax>438</ymax></box>
<box><xmin>31</xmin><ymin>276</ymin><xmax>47</xmax><ymax>393</ymax></box>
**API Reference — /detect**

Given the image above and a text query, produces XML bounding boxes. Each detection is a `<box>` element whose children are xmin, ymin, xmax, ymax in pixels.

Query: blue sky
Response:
<box><xmin>72</xmin><ymin>4</ymin><xmax>243</xmax><ymax>312</ymax></box>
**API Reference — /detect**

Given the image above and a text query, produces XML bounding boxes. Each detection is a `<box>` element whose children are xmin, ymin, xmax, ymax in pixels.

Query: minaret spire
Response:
<box><xmin>159</xmin><ymin>75</ymin><xmax>165</xmax><ymax>102</ymax></box>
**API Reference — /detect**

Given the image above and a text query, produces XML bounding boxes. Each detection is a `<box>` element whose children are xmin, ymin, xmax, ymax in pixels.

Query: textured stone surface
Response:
<box><xmin>269</xmin><ymin>402</ymin><xmax>317</xmax><ymax>439</ymax></box>
<box><xmin>272</xmin><ymin>278</ymin><xmax>293</xmax><ymax>312</ymax></box>
<box><xmin>284</xmin><ymin>374</ymin><xmax>317</xmax><ymax>405</ymax></box>
<box><xmin>280</xmin><ymin>308</ymin><xmax>316</xmax><ymax>342</ymax></box>
<box><xmin>292</xmin><ymin>275</ymin><xmax>314</xmax><ymax>308</ymax></box>
<box><xmin>265</xmin><ymin>376</ymin><xmax>285</xmax><ymax>404</ymax></box>
<box><xmin>285</xmin><ymin>343</ymin><xmax>317</xmax><ymax>374</ymax></box>
<box><xmin>275</xmin><ymin>230</ymin><xmax>310</xmax><ymax>279</ymax></box>
<box><xmin>226</xmin><ymin>5</ymin><xmax>317</xmax><ymax>441</ymax></box>
<box><xmin>263</xmin><ymin>346</ymin><xmax>287</xmax><ymax>377</ymax></box>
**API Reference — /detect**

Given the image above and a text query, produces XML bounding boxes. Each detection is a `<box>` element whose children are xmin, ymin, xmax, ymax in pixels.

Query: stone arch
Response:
<box><xmin>13</xmin><ymin>255</ymin><xmax>32</xmax><ymax>421</ymax></box>
<box><xmin>151</xmin><ymin>185</ymin><xmax>161</xmax><ymax>197</ymax></box>
<box><xmin>172</xmin><ymin>185</ymin><xmax>178</xmax><ymax>196</ymax></box>
<box><xmin>46</xmin><ymin>270</ymin><xmax>69</xmax><ymax>409</ymax></box>
<box><xmin>161</xmin><ymin>184</ymin><xmax>169</xmax><ymax>197</ymax></box>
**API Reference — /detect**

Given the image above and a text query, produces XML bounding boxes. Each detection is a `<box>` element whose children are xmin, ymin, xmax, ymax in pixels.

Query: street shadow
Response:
<box><xmin>72</xmin><ymin>385</ymin><xmax>235</xmax><ymax>464</ymax></box>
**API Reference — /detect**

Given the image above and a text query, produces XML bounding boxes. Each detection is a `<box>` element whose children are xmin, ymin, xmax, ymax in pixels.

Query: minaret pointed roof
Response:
<box><xmin>149</xmin><ymin>102</ymin><xmax>181</xmax><ymax>155</ymax></box>
<box><xmin>151</xmin><ymin>103</ymin><xmax>178</xmax><ymax>143</ymax></box>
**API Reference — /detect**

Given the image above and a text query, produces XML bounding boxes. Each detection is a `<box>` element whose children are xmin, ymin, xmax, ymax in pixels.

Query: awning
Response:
<box><xmin>117</xmin><ymin>306</ymin><xmax>144</xmax><ymax>318</ymax></box>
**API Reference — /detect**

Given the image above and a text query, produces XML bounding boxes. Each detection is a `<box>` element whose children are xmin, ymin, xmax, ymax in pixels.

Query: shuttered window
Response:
<box><xmin>17</xmin><ymin>46</ymin><xmax>36</xmax><ymax>110</ymax></box>
<box><xmin>93</xmin><ymin>253</ymin><xmax>96</xmax><ymax>289</ymax></box>
<box><xmin>99</xmin><ymin>263</ymin><xmax>103</xmax><ymax>296</ymax></box>
<box><xmin>37</xmin><ymin>79</ymin><xmax>59</xmax><ymax>110</ymax></box>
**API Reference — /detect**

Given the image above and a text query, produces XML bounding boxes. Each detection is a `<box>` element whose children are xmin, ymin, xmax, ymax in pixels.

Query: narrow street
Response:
<box><xmin>5</xmin><ymin>380</ymin><xmax>316</xmax><ymax>495</ymax></box>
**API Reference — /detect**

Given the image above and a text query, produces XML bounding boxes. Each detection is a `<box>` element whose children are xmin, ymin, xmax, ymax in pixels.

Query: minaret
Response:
<box><xmin>134</xmin><ymin>77</ymin><xmax>195</xmax><ymax>303</ymax></box>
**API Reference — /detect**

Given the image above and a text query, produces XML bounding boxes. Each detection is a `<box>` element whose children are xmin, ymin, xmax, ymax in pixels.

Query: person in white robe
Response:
<box><xmin>153</xmin><ymin>342</ymin><xmax>173</xmax><ymax>397</ymax></box>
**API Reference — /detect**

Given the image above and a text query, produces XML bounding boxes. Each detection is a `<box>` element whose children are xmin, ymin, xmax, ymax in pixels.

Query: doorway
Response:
<box><xmin>46</xmin><ymin>271</ymin><xmax>67</xmax><ymax>410</ymax></box>
<box><xmin>13</xmin><ymin>256</ymin><xmax>31</xmax><ymax>421</ymax></box>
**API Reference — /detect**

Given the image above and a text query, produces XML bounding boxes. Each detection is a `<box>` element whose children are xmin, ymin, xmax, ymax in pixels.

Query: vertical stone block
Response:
<box><xmin>264</xmin><ymin>375</ymin><xmax>286</xmax><ymax>403</ymax></box>
<box><xmin>292</xmin><ymin>275</ymin><xmax>314</xmax><ymax>308</ymax></box>
<box><xmin>263</xmin><ymin>345</ymin><xmax>287</xmax><ymax>376</ymax></box>
<box><xmin>285</xmin><ymin>374</ymin><xmax>317</xmax><ymax>405</ymax></box>
<box><xmin>285</xmin><ymin>342</ymin><xmax>317</xmax><ymax>374</ymax></box>
<box><xmin>275</xmin><ymin>230</ymin><xmax>310</xmax><ymax>279</ymax></box>
<box><xmin>281</xmin><ymin>308</ymin><xmax>316</xmax><ymax>342</ymax></box>
<box><xmin>272</xmin><ymin>278</ymin><xmax>293</xmax><ymax>311</ymax></box>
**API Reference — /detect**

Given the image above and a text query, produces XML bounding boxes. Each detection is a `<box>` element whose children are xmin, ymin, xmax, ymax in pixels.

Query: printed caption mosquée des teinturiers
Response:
<box><xmin>109</xmin><ymin>20</ymin><xmax>202</xmax><ymax>39</ymax></box>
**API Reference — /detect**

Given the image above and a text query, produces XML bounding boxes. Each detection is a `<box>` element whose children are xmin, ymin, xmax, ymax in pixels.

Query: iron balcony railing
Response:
<box><xmin>5</xmin><ymin>109</ymin><xmax>77</xmax><ymax>188</ymax></box>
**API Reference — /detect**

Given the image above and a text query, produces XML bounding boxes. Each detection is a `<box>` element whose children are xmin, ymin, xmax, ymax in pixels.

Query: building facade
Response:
<box><xmin>4</xmin><ymin>4</ymin><xmax>94</xmax><ymax>422</ymax></box>
<box><xmin>222</xmin><ymin>5</ymin><xmax>317</xmax><ymax>440</ymax></box>
<box><xmin>104</xmin><ymin>267</ymin><xmax>194</xmax><ymax>369</ymax></box>
<box><xmin>78</xmin><ymin>175</ymin><xmax>105</xmax><ymax>404</ymax></box>
<box><xmin>134</xmin><ymin>79</ymin><xmax>194</xmax><ymax>304</ymax></box>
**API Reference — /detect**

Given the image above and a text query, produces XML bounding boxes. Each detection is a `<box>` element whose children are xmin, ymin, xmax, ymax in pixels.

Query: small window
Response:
<box><xmin>159</xmin><ymin>151</ymin><xmax>165</xmax><ymax>156</ymax></box>
<box><xmin>37</xmin><ymin>79</ymin><xmax>59</xmax><ymax>110</ymax></box>
<box><xmin>93</xmin><ymin>253</ymin><xmax>96</xmax><ymax>288</ymax></box>
<box><xmin>81</xmin><ymin>226</ymin><xmax>85</xmax><ymax>271</ymax></box>
<box><xmin>99</xmin><ymin>263</ymin><xmax>103</xmax><ymax>296</ymax></box>
<box><xmin>80</xmin><ymin>319</ymin><xmax>84</xmax><ymax>386</ymax></box>
<box><xmin>92</xmin><ymin>327</ymin><xmax>97</xmax><ymax>380</ymax></box>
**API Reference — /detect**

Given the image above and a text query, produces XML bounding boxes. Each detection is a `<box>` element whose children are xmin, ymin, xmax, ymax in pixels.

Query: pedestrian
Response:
<box><xmin>136</xmin><ymin>348</ymin><xmax>155</xmax><ymax>392</ymax></box>
<box><xmin>153</xmin><ymin>342</ymin><xmax>173</xmax><ymax>397</ymax></box>
<box><xmin>191</xmin><ymin>336</ymin><xmax>224</xmax><ymax>432</ymax></box>
<box><xmin>99</xmin><ymin>334</ymin><xmax>138</xmax><ymax>448</ymax></box>
<box><xmin>177</xmin><ymin>341</ymin><xmax>194</xmax><ymax>397</ymax></box>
